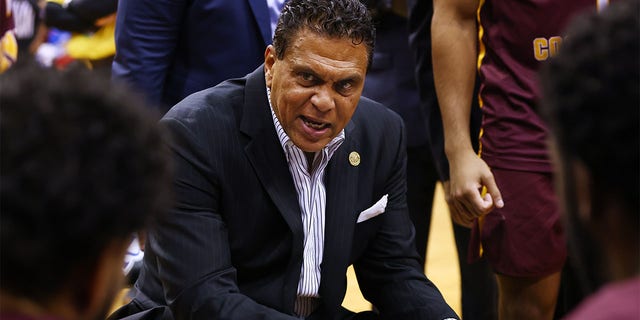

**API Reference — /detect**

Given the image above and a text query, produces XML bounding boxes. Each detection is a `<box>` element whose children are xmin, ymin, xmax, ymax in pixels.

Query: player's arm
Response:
<box><xmin>432</xmin><ymin>0</ymin><xmax>502</xmax><ymax>224</ymax></box>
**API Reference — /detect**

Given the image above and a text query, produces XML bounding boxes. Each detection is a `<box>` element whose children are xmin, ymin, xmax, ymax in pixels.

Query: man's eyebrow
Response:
<box><xmin>340</xmin><ymin>74</ymin><xmax>363</xmax><ymax>83</ymax></box>
<box><xmin>292</xmin><ymin>63</ymin><xmax>363</xmax><ymax>83</ymax></box>
<box><xmin>294</xmin><ymin>66</ymin><xmax>320</xmax><ymax>77</ymax></box>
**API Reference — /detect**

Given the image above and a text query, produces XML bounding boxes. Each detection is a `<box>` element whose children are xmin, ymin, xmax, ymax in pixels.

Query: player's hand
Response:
<box><xmin>447</xmin><ymin>150</ymin><xmax>503</xmax><ymax>221</ymax></box>
<box><xmin>443</xmin><ymin>180</ymin><xmax>474</xmax><ymax>228</ymax></box>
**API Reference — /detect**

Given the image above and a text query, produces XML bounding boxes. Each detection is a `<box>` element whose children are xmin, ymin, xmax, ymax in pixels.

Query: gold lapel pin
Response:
<box><xmin>349</xmin><ymin>151</ymin><xmax>360</xmax><ymax>167</ymax></box>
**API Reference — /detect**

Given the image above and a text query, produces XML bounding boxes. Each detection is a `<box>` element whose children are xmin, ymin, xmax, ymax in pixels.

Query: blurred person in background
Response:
<box><xmin>0</xmin><ymin>62</ymin><xmax>172</xmax><ymax>320</ymax></box>
<box><xmin>539</xmin><ymin>1</ymin><xmax>639</xmax><ymax>318</ymax></box>
<box><xmin>36</xmin><ymin>0</ymin><xmax>117</xmax><ymax>75</ymax></box>
<box><xmin>1</xmin><ymin>0</ymin><xmax>18</xmax><ymax>72</ymax></box>
<box><xmin>112</xmin><ymin>0</ymin><xmax>286</xmax><ymax>113</ymax></box>
<box><xmin>10</xmin><ymin>0</ymin><xmax>40</xmax><ymax>59</ymax></box>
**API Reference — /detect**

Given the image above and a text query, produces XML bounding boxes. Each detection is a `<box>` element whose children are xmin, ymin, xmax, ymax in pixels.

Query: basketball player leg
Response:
<box><xmin>482</xmin><ymin>169</ymin><xmax>565</xmax><ymax>320</ymax></box>
<box><xmin>497</xmin><ymin>271</ymin><xmax>561</xmax><ymax>320</ymax></box>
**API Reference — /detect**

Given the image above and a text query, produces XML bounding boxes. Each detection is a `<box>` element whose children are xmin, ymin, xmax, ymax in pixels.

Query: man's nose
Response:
<box><xmin>310</xmin><ymin>87</ymin><xmax>336</xmax><ymax>112</ymax></box>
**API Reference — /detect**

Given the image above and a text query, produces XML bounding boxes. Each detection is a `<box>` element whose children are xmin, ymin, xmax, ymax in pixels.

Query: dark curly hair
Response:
<box><xmin>272</xmin><ymin>0</ymin><xmax>375</xmax><ymax>68</ymax></box>
<box><xmin>0</xmin><ymin>63</ymin><xmax>173</xmax><ymax>303</ymax></box>
<box><xmin>541</xmin><ymin>0</ymin><xmax>639</xmax><ymax>218</ymax></box>
<box><xmin>540</xmin><ymin>0</ymin><xmax>639</xmax><ymax>291</ymax></box>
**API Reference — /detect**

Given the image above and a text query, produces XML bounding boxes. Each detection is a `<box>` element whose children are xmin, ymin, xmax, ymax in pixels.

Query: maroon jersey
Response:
<box><xmin>564</xmin><ymin>277</ymin><xmax>640</xmax><ymax>319</ymax></box>
<box><xmin>477</xmin><ymin>0</ymin><xmax>603</xmax><ymax>172</ymax></box>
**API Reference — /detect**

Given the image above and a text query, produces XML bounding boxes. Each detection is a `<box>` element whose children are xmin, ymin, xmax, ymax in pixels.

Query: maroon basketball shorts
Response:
<box><xmin>469</xmin><ymin>168</ymin><xmax>567</xmax><ymax>277</ymax></box>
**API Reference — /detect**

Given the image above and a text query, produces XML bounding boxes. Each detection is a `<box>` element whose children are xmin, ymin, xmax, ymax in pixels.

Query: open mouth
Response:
<box><xmin>301</xmin><ymin>116</ymin><xmax>330</xmax><ymax>130</ymax></box>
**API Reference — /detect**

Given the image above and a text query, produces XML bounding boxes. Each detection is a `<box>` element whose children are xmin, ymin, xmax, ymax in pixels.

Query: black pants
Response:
<box><xmin>406</xmin><ymin>145</ymin><xmax>498</xmax><ymax>320</ymax></box>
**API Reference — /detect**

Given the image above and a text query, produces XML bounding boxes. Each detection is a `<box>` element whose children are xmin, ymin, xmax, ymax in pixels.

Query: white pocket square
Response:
<box><xmin>357</xmin><ymin>194</ymin><xmax>388</xmax><ymax>223</ymax></box>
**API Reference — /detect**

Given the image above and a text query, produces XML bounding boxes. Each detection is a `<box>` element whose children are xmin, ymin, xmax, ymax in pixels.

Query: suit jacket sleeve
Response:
<box><xmin>353</xmin><ymin>114</ymin><xmax>459</xmax><ymax>320</ymax></box>
<box><xmin>151</xmin><ymin>114</ymin><xmax>298</xmax><ymax>320</ymax></box>
<box><xmin>112</xmin><ymin>0</ymin><xmax>184</xmax><ymax>110</ymax></box>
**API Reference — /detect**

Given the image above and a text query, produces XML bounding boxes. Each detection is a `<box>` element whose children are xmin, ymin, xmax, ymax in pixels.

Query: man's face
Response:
<box><xmin>264</xmin><ymin>28</ymin><xmax>369</xmax><ymax>152</ymax></box>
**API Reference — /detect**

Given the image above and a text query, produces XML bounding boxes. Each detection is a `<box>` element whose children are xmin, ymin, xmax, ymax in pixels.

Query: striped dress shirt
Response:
<box><xmin>268</xmin><ymin>88</ymin><xmax>345</xmax><ymax>317</ymax></box>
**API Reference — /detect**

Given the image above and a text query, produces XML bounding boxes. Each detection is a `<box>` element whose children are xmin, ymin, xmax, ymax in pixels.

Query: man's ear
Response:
<box><xmin>264</xmin><ymin>45</ymin><xmax>276</xmax><ymax>87</ymax></box>
<box><xmin>571</xmin><ymin>159</ymin><xmax>593</xmax><ymax>224</ymax></box>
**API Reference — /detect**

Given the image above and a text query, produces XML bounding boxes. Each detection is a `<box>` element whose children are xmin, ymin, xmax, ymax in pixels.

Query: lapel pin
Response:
<box><xmin>349</xmin><ymin>151</ymin><xmax>360</xmax><ymax>167</ymax></box>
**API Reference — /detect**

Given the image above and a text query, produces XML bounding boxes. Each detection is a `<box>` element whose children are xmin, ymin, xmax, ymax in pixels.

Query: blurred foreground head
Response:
<box><xmin>0</xmin><ymin>63</ymin><xmax>172</xmax><ymax>320</ymax></box>
<box><xmin>540</xmin><ymin>0</ymin><xmax>639</xmax><ymax>292</ymax></box>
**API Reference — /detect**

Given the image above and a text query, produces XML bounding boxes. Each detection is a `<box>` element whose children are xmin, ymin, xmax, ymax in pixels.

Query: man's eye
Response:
<box><xmin>337</xmin><ymin>81</ymin><xmax>353</xmax><ymax>92</ymax></box>
<box><xmin>299</xmin><ymin>72</ymin><xmax>315</xmax><ymax>82</ymax></box>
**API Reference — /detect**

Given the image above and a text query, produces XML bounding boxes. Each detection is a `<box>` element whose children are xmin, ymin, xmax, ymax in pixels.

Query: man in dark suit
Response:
<box><xmin>112</xmin><ymin>0</ymin><xmax>279</xmax><ymax>112</ymax></box>
<box><xmin>108</xmin><ymin>0</ymin><xmax>458</xmax><ymax>319</ymax></box>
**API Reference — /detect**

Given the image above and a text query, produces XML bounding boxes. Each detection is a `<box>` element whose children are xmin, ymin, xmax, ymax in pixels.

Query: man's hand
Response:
<box><xmin>445</xmin><ymin>150</ymin><xmax>503</xmax><ymax>227</ymax></box>
<box><xmin>443</xmin><ymin>180</ymin><xmax>474</xmax><ymax>228</ymax></box>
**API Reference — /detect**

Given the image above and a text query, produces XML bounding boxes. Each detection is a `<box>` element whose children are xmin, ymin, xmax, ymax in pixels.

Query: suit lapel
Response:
<box><xmin>240</xmin><ymin>67</ymin><xmax>304</xmax><ymax>243</ymax></box>
<box><xmin>320</xmin><ymin>120</ymin><xmax>360</xmax><ymax>309</ymax></box>
<box><xmin>240</xmin><ymin>67</ymin><xmax>303</xmax><ymax>311</ymax></box>
<box><xmin>246</xmin><ymin>0</ymin><xmax>273</xmax><ymax>45</ymax></box>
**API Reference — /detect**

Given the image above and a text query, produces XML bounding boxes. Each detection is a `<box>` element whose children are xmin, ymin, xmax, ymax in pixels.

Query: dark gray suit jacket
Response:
<box><xmin>111</xmin><ymin>66</ymin><xmax>458</xmax><ymax>320</ymax></box>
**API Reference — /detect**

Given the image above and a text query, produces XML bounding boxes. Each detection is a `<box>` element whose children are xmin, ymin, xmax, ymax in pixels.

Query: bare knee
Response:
<box><xmin>496</xmin><ymin>272</ymin><xmax>561</xmax><ymax>320</ymax></box>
